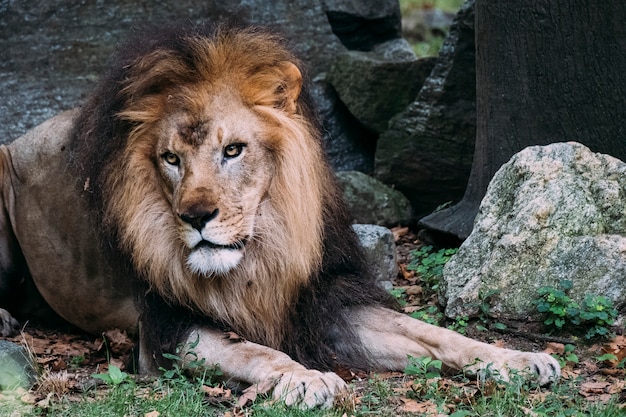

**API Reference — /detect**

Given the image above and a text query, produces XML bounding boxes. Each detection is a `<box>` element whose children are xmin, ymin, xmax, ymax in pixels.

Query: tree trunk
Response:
<box><xmin>419</xmin><ymin>0</ymin><xmax>626</xmax><ymax>241</ymax></box>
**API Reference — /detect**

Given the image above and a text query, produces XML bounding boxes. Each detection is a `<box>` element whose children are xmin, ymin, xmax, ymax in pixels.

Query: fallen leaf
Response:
<box><xmin>580</xmin><ymin>381</ymin><xmax>610</xmax><ymax>397</ymax></box>
<box><xmin>20</xmin><ymin>392</ymin><xmax>38</xmax><ymax>404</ymax></box>
<box><xmin>144</xmin><ymin>411</ymin><xmax>160</xmax><ymax>417</ymax></box>
<box><xmin>600</xmin><ymin>335</ymin><xmax>626</xmax><ymax>368</ymax></box>
<box><xmin>521</xmin><ymin>406</ymin><xmax>540</xmax><ymax>417</ymax></box>
<box><xmin>35</xmin><ymin>393</ymin><xmax>55</xmax><ymax>409</ymax></box>
<box><xmin>202</xmin><ymin>385</ymin><xmax>232</xmax><ymax>399</ymax></box>
<box><xmin>491</xmin><ymin>340</ymin><xmax>505</xmax><ymax>348</ymax></box>
<box><xmin>607</xmin><ymin>379</ymin><xmax>626</xmax><ymax>394</ymax></box>
<box><xmin>236</xmin><ymin>378</ymin><xmax>277</xmax><ymax>408</ymax></box>
<box><xmin>391</xmin><ymin>227</ymin><xmax>409</xmax><ymax>241</ymax></box>
<box><xmin>102</xmin><ymin>329</ymin><xmax>134</xmax><ymax>356</ymax></box>
<box><xmin>333</xmin><ymin>365</ymin><xmax>357</xmax><ymax>381</ymax></box>
<box><xmin>374</xmin><ymin>371</ymin><xmax>403</xmax><ymax>379</ymax></box>
<box><xmin>399</xmin><ymin>264</ymin><xmax>415</xmax><ymax>280</ymax></box>
<box><xmin>405</xmin><ymin>286</ymin><xmax>423</xmax><ymax>297</ymax></box>
<box><xmin>398</xmin><ymin>398</ymin><xmax>447</xmax><ymax>415</ymax></box>
<box><xmin>544</xmin><ymin>342</ymin><xmax>565</xmax><ymax>355</ymax></box>
<box><xmin>52</xmin><ymin>358</ymin><xmax>67</xmax><ymax>371</ymax></box>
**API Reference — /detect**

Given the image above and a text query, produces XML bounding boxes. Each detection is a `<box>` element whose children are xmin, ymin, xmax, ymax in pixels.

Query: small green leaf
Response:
<box><xmin>596</xmin><ymin>353</ymin><xmax>618</xmax><ymax>362</ymax></box>
<box><xmin>492</xmin><ymin>322</ymin><xmax>507</xmax><ymax>330</ymax></box>
<box><xmin>162</xmin><ymin>352</ymin><xmax>183</xmax><ymax>362</ymax></box>
<box><xmin>450</xmin><ymin>411</ymin><xmax>475</xmax><ymax>417</ymax></box>
<box><xmin>91</xmin><ymin>372</ymin><xmax>113</xmax><ymax>385</ymax></box>
<box><xmin>92</xmin><ymin>365</ymin><xmax>128</xmax><ymax>386</ymax></box>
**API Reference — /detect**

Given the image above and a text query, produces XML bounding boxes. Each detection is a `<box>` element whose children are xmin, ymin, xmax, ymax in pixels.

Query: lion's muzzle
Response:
<box><xmin>179</xmin><ymin>207</ymin><xmax>219</xmax><ymax>231</ymax></box>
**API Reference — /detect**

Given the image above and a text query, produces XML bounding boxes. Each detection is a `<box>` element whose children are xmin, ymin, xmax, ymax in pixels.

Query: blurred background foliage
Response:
<box><xmin>399</xmin><ymin>0</ymin><xmax>465</xmax><ymax>56</ymax></box>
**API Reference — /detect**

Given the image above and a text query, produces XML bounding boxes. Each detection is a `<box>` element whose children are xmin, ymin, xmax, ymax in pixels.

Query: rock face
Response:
<box><xmin>442</xmin><ymin>142</ymin><xmax>626</xmax><ymax>319</ymax></box>
<box><xmin>328</xmin><ymin>39</ymin><xmax>435</xmax><ymax>133</ymax></box>
<box><xmin>336</xmin><ymin>171</ymin><xmax>412</xmax><ymax>226</ymax></box>
<box><xmin>321</xmin><ymin>0</ymin><xmax>401</xmax><ymax>51</ymax></box>
<box><xmin>375</xmin><ymin>0</ymin><xmax>476</xmax><ymax>217</ymax></box>
<box><xmin>0</xmin><ymin>0</ymin><xmax>401</xmax><ymax>173</ymax></box>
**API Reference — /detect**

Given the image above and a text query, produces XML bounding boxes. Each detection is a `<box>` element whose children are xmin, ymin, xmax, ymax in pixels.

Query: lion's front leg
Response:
<box><xmin>349</xmin><ymin>306</ymin><xmax>560</xmax><ymax>385</ymax></box>
<box><xmin>180</xmin><ymin>328</ymin><xmax>348</xmax><ymax>409</ymax></box>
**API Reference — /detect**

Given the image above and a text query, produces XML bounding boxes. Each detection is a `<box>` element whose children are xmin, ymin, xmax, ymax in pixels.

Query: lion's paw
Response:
<box><xmin>467</xmin><ymin>350</ymin><xmax>561</xmax><ymax>386</ymax></box>
<box><xmin>0</xmin><ymin>308</ymin><xmax>20</xmax><ymax>337</ymax></box>
<box><xmin>272</xmin><ymin>369</ymin><xmax>348</xmax><ymax>409</ymax></box>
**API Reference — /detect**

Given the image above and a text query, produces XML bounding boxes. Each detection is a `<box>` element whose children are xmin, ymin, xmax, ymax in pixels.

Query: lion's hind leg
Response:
<box><xmin>348</xmin><ymin>306</ymin><xmax>560</xmax><ymax>385</ymax></box>
<box><xmin>0</xmin><ymin>147</ymin><xmax>27</xmax><ymax>336</ymax></box>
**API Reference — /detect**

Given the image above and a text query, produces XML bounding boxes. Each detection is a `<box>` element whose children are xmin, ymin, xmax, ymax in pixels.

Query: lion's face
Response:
<box><xmin>103</xmin><ymin>30</ymin><xmax>329</xmax><ymax>334</ymax></box>
<box><xmin>154</xmin><ymin>89</ymin><xmax>275</xmax><ymax>276</ymax></box>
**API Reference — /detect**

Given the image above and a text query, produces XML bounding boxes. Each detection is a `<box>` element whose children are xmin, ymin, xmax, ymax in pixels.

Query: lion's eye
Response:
<box><xmin>163</xmin><ymin>152</ymin><xmax>180</xmax><ymax>166</ymax></box>
<box><xmin>224</xmin><ymin>144</ymin><xmax>244</xmax><ymax>159</ymax></box>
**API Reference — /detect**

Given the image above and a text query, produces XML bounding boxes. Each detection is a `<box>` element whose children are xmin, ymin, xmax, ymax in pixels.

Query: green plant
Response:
<box><xmin>535</xmin><ymin>279</ymin><xmax>618</xmax><ymax>339</ymax></box>
<box><xmin>410</xmin><ymin>305</ymin><xmax>444</xmax><ymax>325</ymax></box>
<box><xmin>535</xmin><ymin>279</ymin><xmax>578</xmax><ymax>330</ymax></box>
<box><xmin>595</xmin><ymin>353</ymin><xmax>618</xmax><ymax>363</ymax></box>
<box><xmin>474</xmin><ymin>289</ymin><xmax>507</xmax><ymax>330</ymax></box>
<box><xmin>356</xmin><ymin>377</ymin><xmax>394</xmax><ymax>415</ymax></box>
<box><xmin>407</xmin><ymin>245</ymin><xmax>458</xmax><ymax>292</ymax></box>
<box><xmin>69</xmin><ymin>355</ymin><xmax>86</xmax><ymax>369</ymax></box>
<box><xmin>578</xmin><ymin>294</ymin><xmax>618</xmax><ymax>339</ymax></box>
<box><xmin>447</xmin><ymin>315</ymin><xmax>469</xmax><ymax>335</ymax></box>
<box><xmin>159</xmin><ymin>338</ymin><xmax>222</xmax><ymax>388</ymax></box>
<box><xmin>404</xmin><ymin>355</ymin><xmax>443</xmax><ymax>379</ymax></box>
<box><xmin>551</xmin><ymin>344</ymin><xmax>579</xmax><ymax>368</ymax></box>
<box><xmin>389</xmin><ymin>287</ymin><xmax>407</xmax><ymax>307</ymax></box>
<box><xmin>92</xmin><ymin>365</ymin><xmax>130</xmax><ymax>386</ymax></box>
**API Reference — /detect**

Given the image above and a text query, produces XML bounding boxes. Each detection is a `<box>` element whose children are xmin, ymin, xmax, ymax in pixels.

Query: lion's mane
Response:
<box><xmin>69</xmin><ymin>23</ymin><xmax>394</xmax><ymax>370</ymax></box>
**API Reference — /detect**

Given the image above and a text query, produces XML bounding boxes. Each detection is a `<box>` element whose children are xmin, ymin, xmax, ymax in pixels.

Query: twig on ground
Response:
<box><xmin>490</xmin><ymin>325</ymin><xmax>577</xmax><ymax>345</ymax></box>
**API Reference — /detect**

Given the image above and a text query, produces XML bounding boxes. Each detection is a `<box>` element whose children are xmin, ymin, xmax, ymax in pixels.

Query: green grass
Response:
<box><xmin>1</xmin><ymin>378</ymin><xmax>214</xmax><ymax>417</ymax></box>
<box><xmin>2</xmin><ymin>365</ymin><xmax>624</xmax><ymax>417</ymax></box>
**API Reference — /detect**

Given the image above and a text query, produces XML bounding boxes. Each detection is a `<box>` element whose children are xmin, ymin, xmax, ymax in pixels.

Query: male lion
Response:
<box><xmin>0</xmin><ymin>24</ymin><xmax>559</xmax><ymax>408</ymax></box>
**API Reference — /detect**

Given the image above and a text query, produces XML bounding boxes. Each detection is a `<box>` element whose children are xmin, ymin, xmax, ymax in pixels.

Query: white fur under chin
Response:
<box><xmin>186</xmin><ymin>246</ymin><xmax>243</xmax><ymax>276</ymax></box>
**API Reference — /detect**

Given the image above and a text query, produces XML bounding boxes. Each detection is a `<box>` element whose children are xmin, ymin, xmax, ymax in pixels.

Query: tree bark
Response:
<box><xmin>419</xmin><ymin>0</ymin><xmax>626</xmax><ymax>241</ymax></box>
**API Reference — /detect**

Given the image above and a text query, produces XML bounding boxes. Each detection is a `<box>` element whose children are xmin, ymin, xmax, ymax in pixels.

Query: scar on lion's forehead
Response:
<box><xmin>178</xmin><ymin>121</ymin><xmax>207</xmax><ymax>146</ymax></box>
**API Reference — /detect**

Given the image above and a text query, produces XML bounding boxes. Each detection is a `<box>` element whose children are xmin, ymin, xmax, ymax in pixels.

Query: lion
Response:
<box><xmin>0</xmin><ymin>24</ymin><xmax>559</xmax><ymax>408</ymax></box>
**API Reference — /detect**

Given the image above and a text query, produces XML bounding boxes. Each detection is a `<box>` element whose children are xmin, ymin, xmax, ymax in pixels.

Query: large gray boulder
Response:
<box><xmin>374</xmin><ymin>0</ymin><xmax>476</xmax><ymax>217</ymax></box>
<box><xmin>442</xmin><ymin>142</ymin><xmax>626</xmax><ymax>319</ymax></box>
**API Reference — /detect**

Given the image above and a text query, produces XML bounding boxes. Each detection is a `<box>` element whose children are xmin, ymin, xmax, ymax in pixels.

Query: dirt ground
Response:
<box><xmin>2</xmin><ymin>227</ymin><xmax>626</xmax><ymax>412</ymax></box>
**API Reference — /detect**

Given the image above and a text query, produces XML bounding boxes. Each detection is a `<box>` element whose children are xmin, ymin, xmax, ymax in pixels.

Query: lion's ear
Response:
<box><xmin>275</xmin><ymin>61</ymin><xmax>302</xmax><ymax>114</ymax></box>
<box><xmin>244</xmin><ymin>61</ymin><xmax>303</xmax><ymax>114</ymax></box>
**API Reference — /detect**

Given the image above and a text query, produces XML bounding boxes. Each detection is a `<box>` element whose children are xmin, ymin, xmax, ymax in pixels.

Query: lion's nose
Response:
<box><xmin>179</xmin><ymin>208</ymin><xmax>219</xmax><ymax>231</ymax></box>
